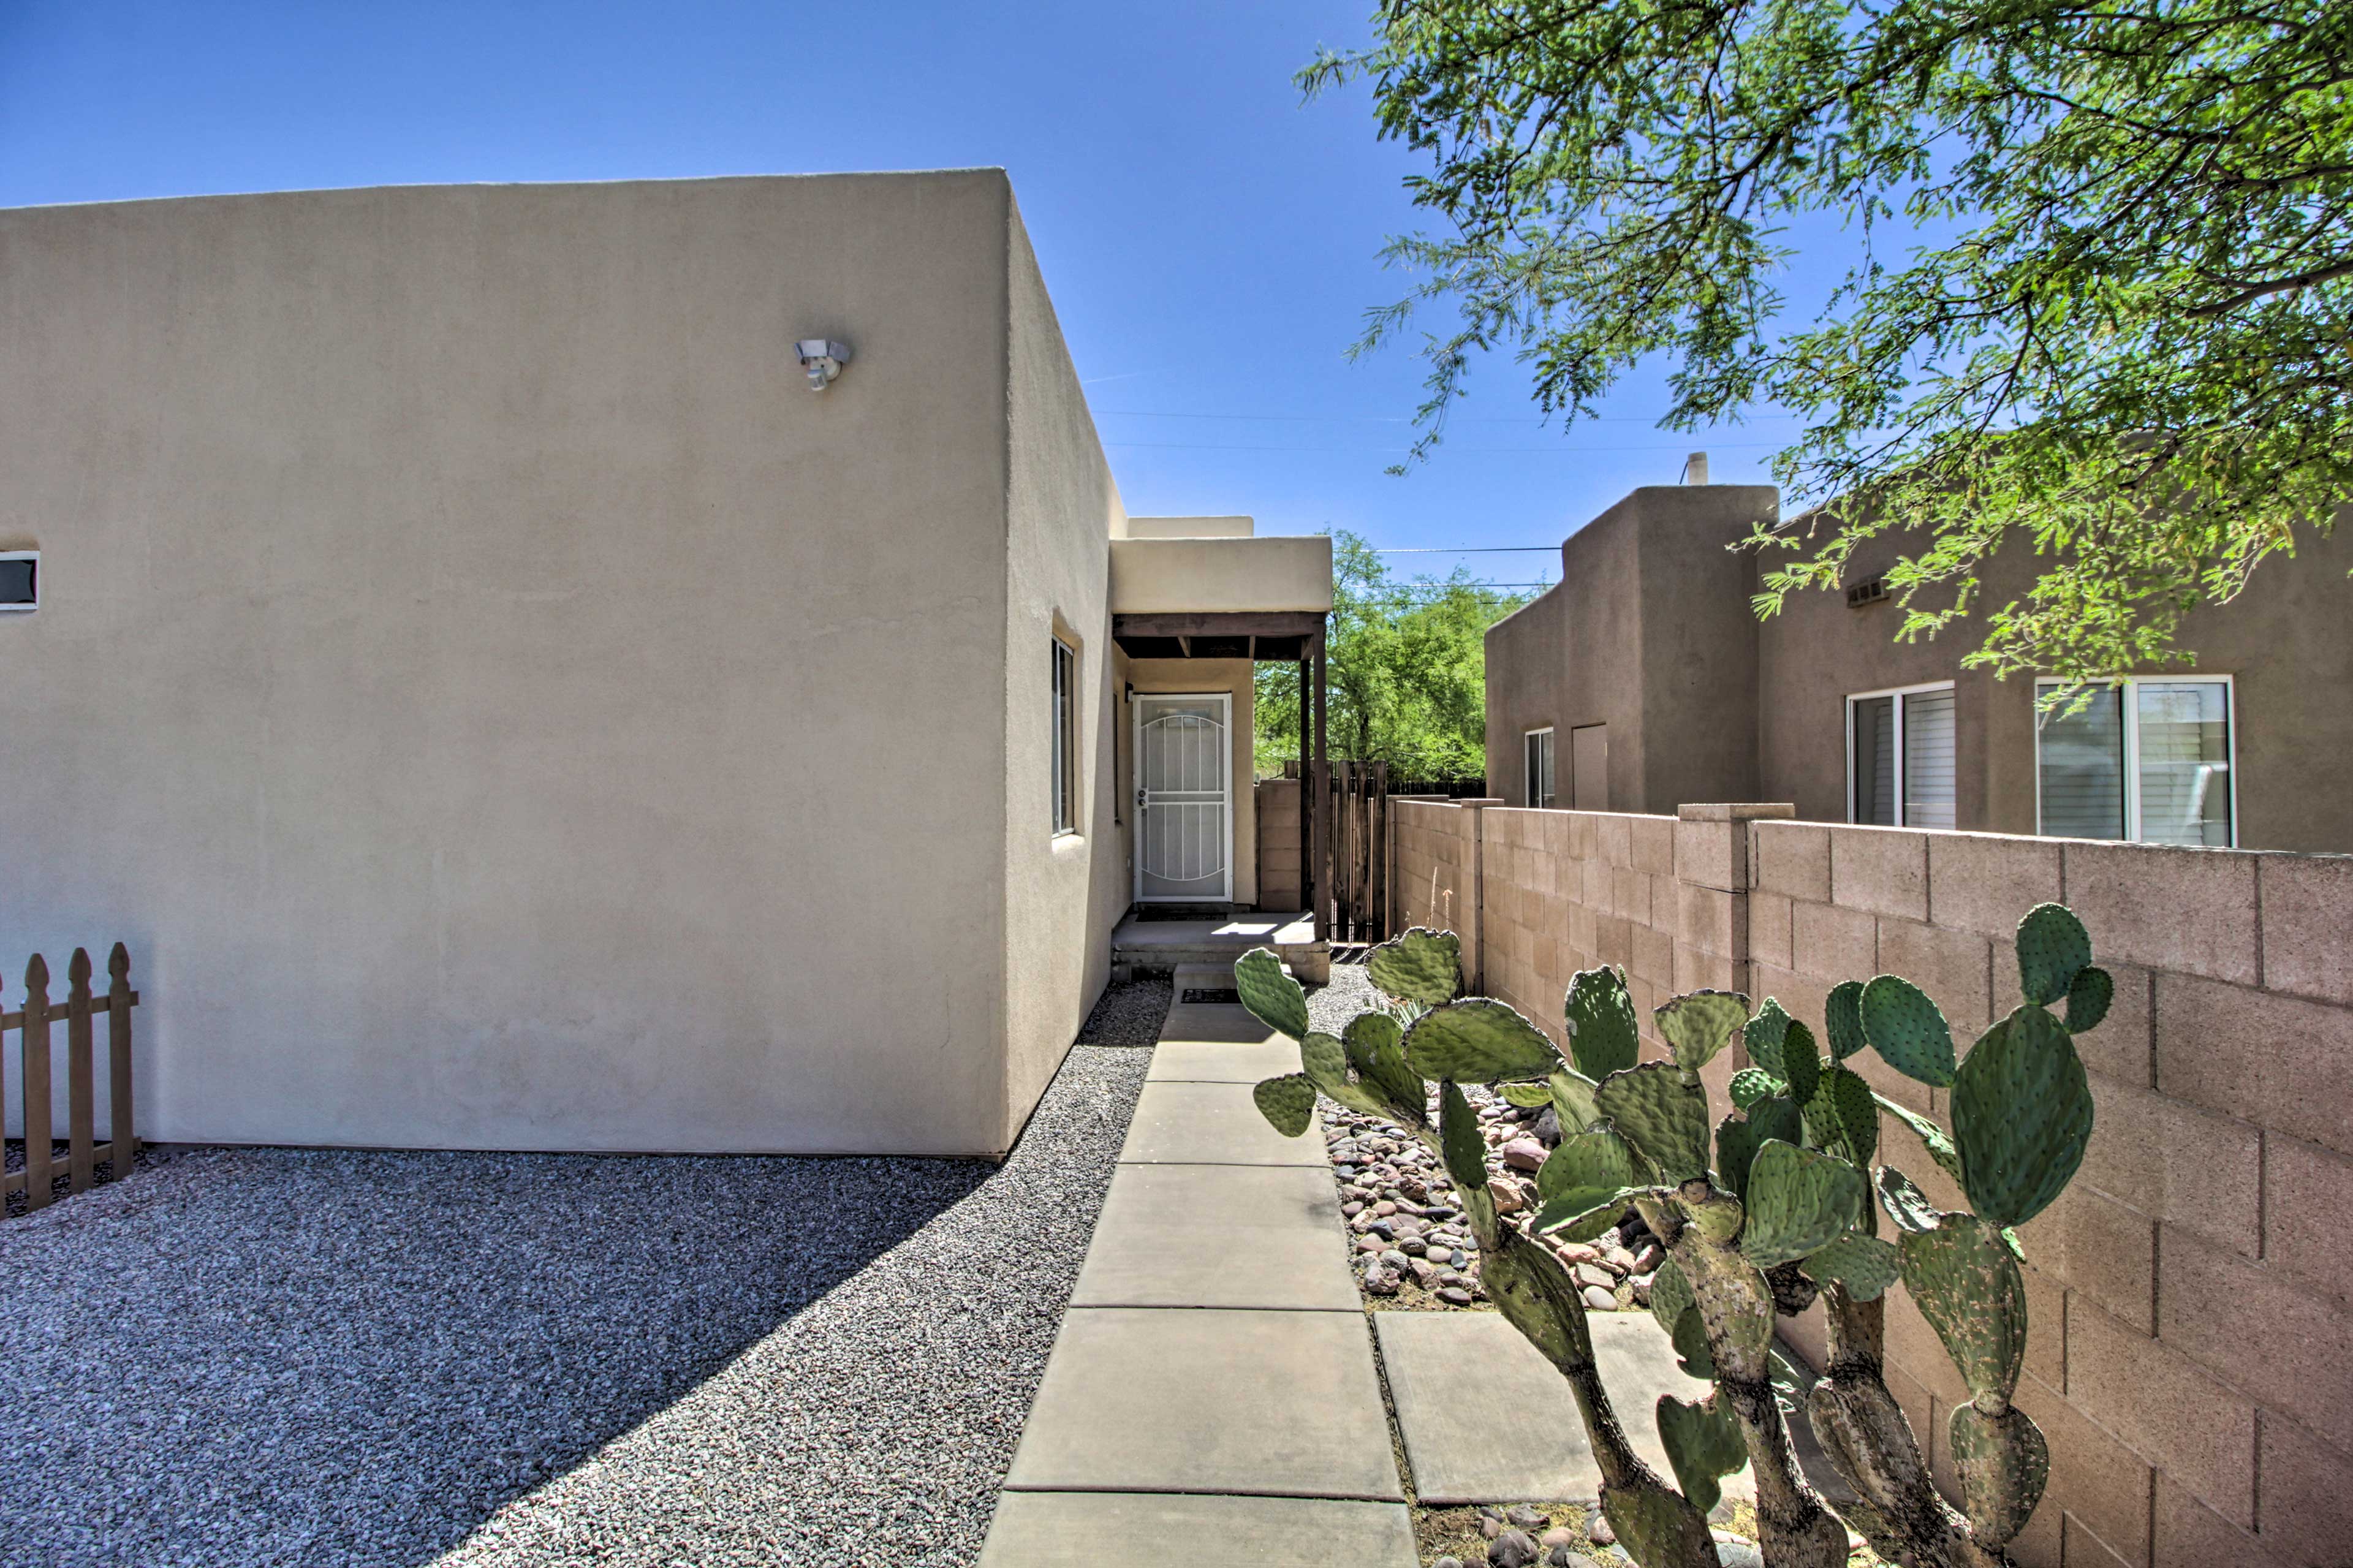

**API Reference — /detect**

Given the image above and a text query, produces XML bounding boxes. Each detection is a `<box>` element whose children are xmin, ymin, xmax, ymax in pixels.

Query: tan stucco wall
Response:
<box><xmin>1116</xmin><ymin>658</ymin><xmax>1259</xmax><ymax>907</ymax></box>
<box><xmin>1121</xmin><ymin>515</ymin><xmax>1255</xmax><ymax>540</ymax></box>
<box><xmin>1488</xmin><ymin>483</ymin><xmax>2353</xmax><ymax>852</ymax></box>
<box><xmin>1485</xmin><ymin>486</ymin><xmax>1775</xmax><ymax>811</ymax></box>
<box><xmin>999</xmin><ymin>195</ymin><xmax>1127</xmax><ymax>1146</ymax></box>
<box><xmin>0</xmin><ymin>172</ymin><xmax>1051</xmax><ymax>1154</ymax></box>
<box><xmin>1108</xmin><ymin>536</ymin><xmax>1333</xmax><ymax>614</ymax></box>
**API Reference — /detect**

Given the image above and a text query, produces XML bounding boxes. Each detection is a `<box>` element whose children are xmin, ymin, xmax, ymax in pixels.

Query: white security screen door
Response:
<box><xmin>1135</xmin><ymin>693</ymin><xmax>1232</xmax><ymax>901</ymax></box>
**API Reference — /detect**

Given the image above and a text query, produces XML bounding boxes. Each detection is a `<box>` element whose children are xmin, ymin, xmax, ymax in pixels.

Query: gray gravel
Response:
<box><xmin>0</xmin><ymin>1045</ymin><xmax>1148</xmax><ymax>1568</ymax></box>
<box><xmin>1074</xmin><ymin>974</ymin><xmax>1170</xmax><ymax>1047</ymax></box>
<box><xmin>1306</xmin><ymin>956</ymin><xmax>1382</xmax><ymax>1034</ymax></box>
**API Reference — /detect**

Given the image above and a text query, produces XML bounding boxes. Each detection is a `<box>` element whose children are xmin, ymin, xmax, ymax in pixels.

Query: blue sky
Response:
<box><xmin>0</xmin><ymin>1</ymin><xmax>1831</xmax><ymax>590</ymax></box>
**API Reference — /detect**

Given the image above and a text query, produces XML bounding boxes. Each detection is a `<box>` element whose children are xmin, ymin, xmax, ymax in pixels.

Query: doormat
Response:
<box><xmin>1132</xmin><ymin>906</ymin><xmax>1231</xmax><ymax>922</ymax></box>
<box><xmin>1181</xmin><ymin>988</ymin><xmax>1242</xmax><ymax>1005</ymax></box>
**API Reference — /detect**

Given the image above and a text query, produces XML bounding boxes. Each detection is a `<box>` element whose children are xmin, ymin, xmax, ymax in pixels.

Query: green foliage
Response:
<box><xmin>1343</xmin><ymin>1012</ymin><xmax>1427</xmax><ymax>1122</ymax></box>
<box><xmin>1235</xmin><ymin>948</ymin><xmax>1308</xmax><ymax>1041</ymax></box>
<box><xmin>1741</xmin><ymin>1139</ymin><xmax>1868</xmax><ymax>1268</ymax></box>
<box><xmin>1949</xmin><ymin>1406</ymin><xmax>2052</xmax><ymax>1547</ymax></box>
<box><xmin>2064</xmin><ymin>966</ymin><xmax>2115</xmax><ymax>1033</ymax></box>
<box><xmin>1564</xmin><ymin>965</ymin><xmax>1640</xmax><ymax>1079</ymax></box>
<box><xmin>1300</xmin><ymin>1031</ymin><xmax>1390</xmax><ymax>1118</ymax></box>
<box><xmin>1254</xmin><ymin>530</ymin><xmax>1526</xmax><ymax>778</ymax></box>
<box><xmin>1824</xmin><ymin>981</ymin><xmax>1868</xmax><ymax>1061</ymax></box>
<box><xmin>1900</xmin><ymin>1214</ymin><xmax>2029</xmax><ymax>1407</ymax></box>
<box><xmin>1952</xmin><ymin>1006</ymin><xmax>2095</xmax><ymax>1227</ymax></box>
<box><xmin>1727</xmin><ymin>1068</ymin><xmax>1779</xmax><ymax>1110</ymax></box>
<box><xmin>1822</xmin><ymin>1066</ymin><xmax>1879</xmax><ymax>1168</ymax></box>
<box><xmin>1440</xmin><ymin>1078</ymin><xmax>1489</xmax><ymax>1192</ymax></box>
<box><xmin>1302</xmin><ymin>0</ymin><xmax>2353</xmax><ymax>681</ymax></box>
<box><xmin>1801</xmin><ymin>1233</ymin><xmax>1902</xmax><ymax>1301</ymax></box>
<box><xmin>1743</xmin><ymin>998</ymin><xmax>1793</xmax><ymax>1079</ymax></box>
<box><xmin>1252</xmin><ymin>1074</ymin><xmax>1317</xmax><ymax>1138</ymax></box>
<box><xmin>1499</xmin><ymin>1079</ymin><xmax>1555</xmax><ymax>1108</ymax></box>
<box><xmin>1781</xmin><ymin>1020</ymin><xmax>1822</xmax><ymax>1104</ymax></box>
<box><xmin>1860</xmin><ymin>975</ymin><xmax>1957</xmax><ymax>1088</ymax></box>
<box><xmin>1366</xmin><ymin>926</ymin><xmax>1463</xmax><ymax>1007</ymax></box>
<box><xmin>1593</xmin><ymin>1061</ymin><xmax>1713</xmax><ymax>1181</ymax></box>
<box><xmin>1403</xmin><ymin>998</ymin><xmax>1562</xmax><ymax>1081</ymax></box>
<box><xmin>2015</xmin><ymin>904</ymin><xmax>2094</xmax><ymax>1007</ymax></box>
<box><xmin>1658</xmin><ymin>1393</ymin><xmax>1750</xmax><ymax>1515</ymax></box>
<box><xmin>1533</xmin><ymin>1128</ymin><xmax>1645</xmax><ymax>1237</ymax></box>
<box><xmin>1654</xmin><ymin>990</ymin><xmax>1749</xmax><ymax>1078</ymax></box>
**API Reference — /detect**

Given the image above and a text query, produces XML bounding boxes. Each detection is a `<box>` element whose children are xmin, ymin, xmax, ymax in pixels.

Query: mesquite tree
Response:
<box><xmin>1240</xmin><ymin>904</ymin><xmax>2107</xmax><ymax>1566</ymax></box>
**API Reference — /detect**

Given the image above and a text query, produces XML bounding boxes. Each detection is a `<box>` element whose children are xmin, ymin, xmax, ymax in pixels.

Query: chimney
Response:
<box><xmin>1682</xmin><ymin>451</ymin><xmax>1710</xmax><ymax>485</ymax></box>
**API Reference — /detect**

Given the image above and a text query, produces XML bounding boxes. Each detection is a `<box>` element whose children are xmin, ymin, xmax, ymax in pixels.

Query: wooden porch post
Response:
<box><xmin>1298</xmin><ymin>656</ymin><xmax>1312</xmax><ymax>920</ymax></box>
<box><xmin>1312</xmin><ymin>635</ymin><xmax>1329</xmax><ymax>944</ymax></box>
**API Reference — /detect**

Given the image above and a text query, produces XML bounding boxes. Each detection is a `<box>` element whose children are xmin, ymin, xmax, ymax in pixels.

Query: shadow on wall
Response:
<box><xmin>0</xmin><ymin>1142</ymin><xmax>1007</xmax><ymax>1564</ymax></box>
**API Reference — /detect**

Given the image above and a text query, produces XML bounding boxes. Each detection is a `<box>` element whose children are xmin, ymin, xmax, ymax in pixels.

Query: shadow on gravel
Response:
<box><xmin>0</xmin><ymin>1145</ymin><xmax>990</xmax><ymax>1566</ymax></box>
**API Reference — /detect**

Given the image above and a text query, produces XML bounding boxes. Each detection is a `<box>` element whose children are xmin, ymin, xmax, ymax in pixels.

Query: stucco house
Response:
<box><xmin>0</xmin><ymin>171</ymin><xmax>1332</xmax><ymax>1158</ymax></box>
<box><xmin>1485</xmin><ymin>479</ymin><xmax>2353</xmax><ymax>852</ymax></box>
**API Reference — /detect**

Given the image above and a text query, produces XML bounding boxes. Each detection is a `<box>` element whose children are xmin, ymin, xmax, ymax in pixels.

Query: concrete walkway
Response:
<box><xmin>979</xmin><ymin>972</ymin><xmax>1417</xmax><ymax>1567</ymax></box>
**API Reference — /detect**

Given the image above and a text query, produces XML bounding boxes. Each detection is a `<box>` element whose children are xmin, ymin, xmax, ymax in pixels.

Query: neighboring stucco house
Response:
<box><xmin>1486</xmin><ymin>480</ymin><xmax>2353</xmax><ymax>852</ymax></box>
<box><xmin>0</xmin><ymin>171</ymin><xmax>1330</xmax><ymax>1157</ymax></box>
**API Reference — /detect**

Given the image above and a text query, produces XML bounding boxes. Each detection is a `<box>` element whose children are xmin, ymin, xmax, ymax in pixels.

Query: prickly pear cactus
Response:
<box><xmin>1232</xmin><ymin>903</ymin><xmax>2105</xmax><ymax>1568</ymax></box>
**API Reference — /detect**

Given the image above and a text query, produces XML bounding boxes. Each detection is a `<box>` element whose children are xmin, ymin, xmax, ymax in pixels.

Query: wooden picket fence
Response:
<box><xmin>4</xmin><ymin>944</ymin><xmax>138</xmax><ymax>1214</ymax></box>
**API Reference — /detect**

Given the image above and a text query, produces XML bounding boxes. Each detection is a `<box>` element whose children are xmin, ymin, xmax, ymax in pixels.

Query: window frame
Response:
<box><xmin>2033</xmin><ymin>674</ymin><xmax>2237</xmax><ymax>847</ymax></box>
<box><xmin>1844</xmin><ymin>680</ymin><xmax>1958</xmax><ymax>828</ymax></box>
<box><xmin>1051</xmin><ymin>634</ymin><xmax>1080</xmax><ymax>837</ymax></box>
<box><xmin>1523</xmin><ymin>726</ymin><xmax>1556</xmax><ymax>808</ymax></box>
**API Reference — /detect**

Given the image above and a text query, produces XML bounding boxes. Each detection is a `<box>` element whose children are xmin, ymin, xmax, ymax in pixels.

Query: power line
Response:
<box><xmin>1102</xmin><ymin>439</ymin><xmax>1780</xmax><ymax>455</ymax></box>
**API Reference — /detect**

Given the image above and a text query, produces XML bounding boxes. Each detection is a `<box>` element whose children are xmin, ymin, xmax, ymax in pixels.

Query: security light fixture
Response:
<box><xmin>0</xmin><ymin>551</ymin><xmax>36</xmax><ymax>611</ymax></box>
<box><xmin>797</xmin><ymin>339</ymin><xmax>852</xmax><ymax>391</ymax></box>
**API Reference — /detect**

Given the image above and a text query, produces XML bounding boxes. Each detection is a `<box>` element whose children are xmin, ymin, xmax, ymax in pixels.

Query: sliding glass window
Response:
<box><xmin>1847</xmin><ymin>684</ymin><xmax>1957</xmax><ymax>828</ymax></box>
<box><xmin>2036</xmin><ymin>677</ymin><xmax>2232</xmax><ymax>846</ymax></box>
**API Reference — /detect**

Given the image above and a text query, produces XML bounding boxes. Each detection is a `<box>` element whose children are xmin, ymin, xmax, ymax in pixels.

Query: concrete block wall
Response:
<box><xmin>1384</xmin><ymin>799</ymin><xmax>2353</xmax><ymax>1567</ymax></box>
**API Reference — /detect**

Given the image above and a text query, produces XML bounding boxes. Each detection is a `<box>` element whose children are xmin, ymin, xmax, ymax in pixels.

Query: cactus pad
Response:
<box><xmin>1729</xmin><ymin>1067</ymin><xmax>1781</xmax><ymax>1109</ymax></box>
<box><xmin>1799</xmin><ymin>1232</ymin><xmax>1901</xmax><ymax>1300</ymax></box>
<box><xmin>1343</xmin><ymin>1013</ymin><xmax>1425</xmax><ymax>1118</ymax></box>
<box><xmin>1824</xmin><ymin>979</ymin><xmax>1870</xmax><ymax>1059</ymax></box>
<box><xmin>1657</xmin><ymin>1393</ymin><xmax>1749</xmax><ymax>1515</ymax></box>
<box><xmin>1300</xmin><ymin>1032</ymin><xmax>1387</xmax><ymax>1118</ymax></box>
<box><xmin>1548</xmin><ymin>1068</ymin><xmax>1604</xmax><ymax>1132</ymax></box>
<box><xmin>1744</xmin><ymin>997</ymin><xmax>1793</xmax><ymax>1078</ymax></box>
<box><xmin>1439</xmin><ymin>1078</ymin><xmax>1489</xmax><ymax>1192</ymax></box>
<box><xmin>1252</xmin><ymin>1074</ymin><xmax>1317</xmax><ymax>1138</ymax></box>
<box><xmin>1876</xmin><ymin>1164</ymin><xmax>1945</xmax><ymax>1235</ymax></box>
<box><xmin>1593</xmin><ymin>1061</ymin><xmax>1713</xmax><ymax>1181</ymax></box>
<box><xmin>1740</xmin><ymin>1138</ymin><xmax>1868</xmax><ymax>1268</ymax></box>
<box><xmin>1480</xmin><ymin>1227</ymin><xmax>1602</xmax><ymax>1378</ymax></box>
<box><xmin>1654</xmin><ymin>990</ymin><xmax>1750</xmax><ymax>1077</ymax></box>
<box><xmin>1823</xmin><ymin>1064</ymin><xmax>1879</xmax><ymax>1168</ymax></box>
<box><xmin>2064</xmin><ymin>965</ymin><xmax>2114</xmax><ymax>1032</ymax></box>
<box><xmin>1876</xmin><ymin>1091</ymin><xmax>1966</xmax><ymax>1183</ymax></box>
<box><xmin>1716</xmin><ymin>1113</ymin><xmax>1767</xmax><ymax>1202</ymax></box>
<box><xmin>1403</xmin><ymin>998</ymin><xmax>1561</xmax><ymax>1083</ymax></box>
<box><xmin>1860</xmin><ymin>974</ymin><xmax>1957</xmax><ymax>1086</ymax></box>
<box><xmin>1647</xmin><ymin>1254</ymin><xmax>1696</xmax><ymax>1336</ymax></box>
<box><xmin>1900</xmin><ymin>1213</ymin><xmax>2028</xmax><ymax>1406</ymax></box>
<box><xmin>1365</xmin><ymin>926</ymin><xmax>1464</xmax><ymax>1006</ymax></box>
<box><xmin>1952</xmin><ymin>1005</ymin><xmax>2094</xmax><ymax>1228</ymax></box>
<box><xmin>1533</xmin><ymin>1129</ymin><xmax>1643</xmax><ymax>1238</ymax></box>
<box><xmin>2014</xmin><ymin>903</ymin><xmax>2091</xmax><ymax>1007</ymax></box>
<box><xmin>1781</xmin><ymin>1020</ymin><xmax>1822</xmax><ymax>1104</ymax></box>
<box><xmin>1669</xmin><ymin>1303</ymin><xmax>1718</xmax><ymax>1379</ymax></box>
<box><xmin>1235</xmin><ymin>948</ymin><xmax>1309</xmax><ymax>1041</ymax></box>
<box><xmin>1499</xmin><ymin>1080</ymin><xmax>1554</xmax><ymax>1107</ymax></box>
<box><xmin>1564</xmin><ymin>966</ymin><xmax>1642</xmax><ymax>1079</ymax></box>
<box><xmin>1949</xmin><ymin>1404</ymin><xmax>2050</xmax><ymax>1546</ymax></box>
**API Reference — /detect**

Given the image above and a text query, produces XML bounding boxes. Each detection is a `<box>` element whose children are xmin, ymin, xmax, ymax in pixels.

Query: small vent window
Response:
<box><xmin>1846</xmin><ymin>577</ymin><xmax>1889</xmax><ymax>609</ymax></box>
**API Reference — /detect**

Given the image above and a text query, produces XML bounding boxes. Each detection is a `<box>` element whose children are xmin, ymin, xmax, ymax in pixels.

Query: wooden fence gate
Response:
<box><xmin>1320</xmin><ymin>759</ymin><xmax>1389</xmax><ymax>945</ymax></box>
<box><xmin>3</xmin><ymin>944</ymin><xmax>138</xmax><ymax>1214</ymax></box>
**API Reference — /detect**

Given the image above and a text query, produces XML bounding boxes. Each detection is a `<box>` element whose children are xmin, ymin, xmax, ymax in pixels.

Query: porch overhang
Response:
<box><xmin>1110</xmin><ymin>609</ymin><xmax>1325</xmax><ymax>662</ymax></box>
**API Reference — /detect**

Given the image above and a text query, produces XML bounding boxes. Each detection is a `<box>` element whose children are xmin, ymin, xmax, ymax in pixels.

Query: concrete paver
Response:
<box><xmin>1002</xmin><ymin>1307</ymin><xmax>1404</xmax><ymax>1502</ymax></box>
<box><xmin>1117</xmin><ymin>1081</ymin><xmax>1329</xmax><ymax>1167</ymax></box>
<box><xmin>979</xmin><ymin>1491</ymin><xmax>1417</xmax><ymax>1566</ymax></box>
<box><xmin>1069</xmin><ymin>1163</ymin><xmax>1358</xmax><ymax>1311</ymax></box>
<box><xmin>1145</xmin><ymin>1036</ymin><xmax>1299</xmax><ymax>1083</ymax></box>
<box><xmin>1151</xmin><ymin>1003</ymin><xmax>1289</xmax><ymax>1048</ymax></box>
<box><xmin>1376</xmin><ymin>1309</ymin><xmax>1758</xmax><ymax>1507</ymax></box>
